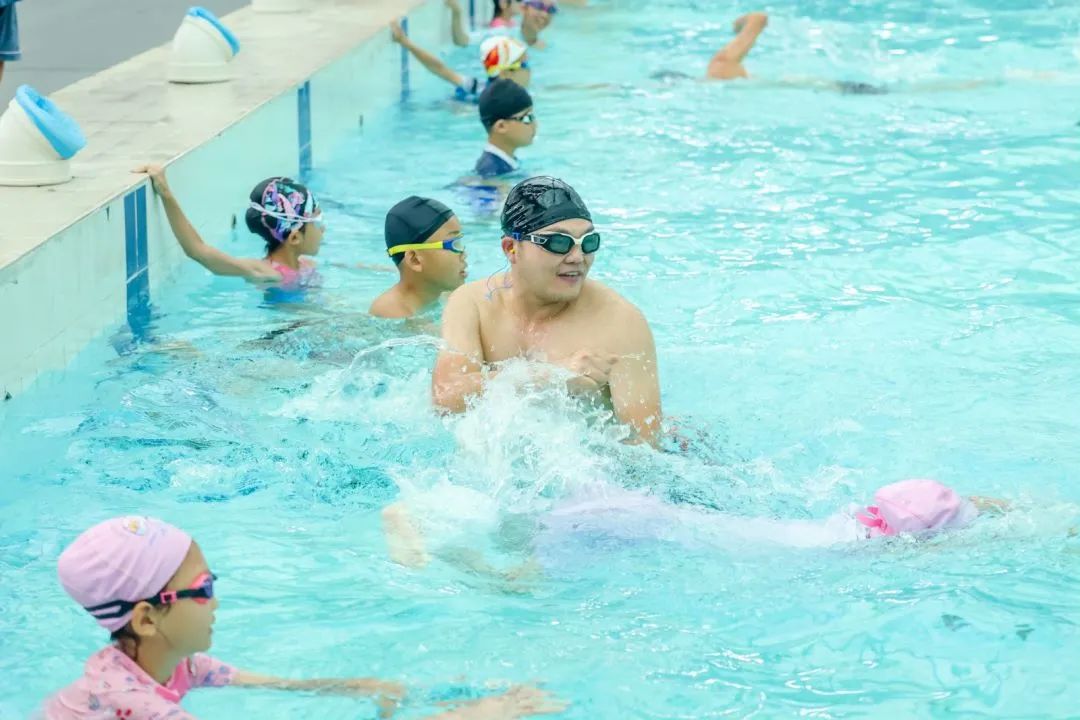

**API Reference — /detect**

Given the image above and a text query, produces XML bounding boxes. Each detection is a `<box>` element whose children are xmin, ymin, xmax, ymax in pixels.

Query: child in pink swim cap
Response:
<box><xmin>43</xmin><ymin>516</ymin><xmax>566</xmax><ymax>720</ymax></box>
<box><xmin>855</xmin><ymin>478</ymin><xmax>988</xmax><ymax>539</ymax></box>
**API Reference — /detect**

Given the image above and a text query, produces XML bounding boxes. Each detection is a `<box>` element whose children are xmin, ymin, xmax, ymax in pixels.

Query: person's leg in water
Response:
<box><xmin>706</xmin><ymin>11</ymin><xmax>768</xmax><ymax>80</ymax></box>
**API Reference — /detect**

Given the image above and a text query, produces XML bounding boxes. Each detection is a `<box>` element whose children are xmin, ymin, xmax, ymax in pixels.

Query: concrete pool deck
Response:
<box><xmin>0</xmin><ymin>0</ymin><xmax>251</xmax><ymax>108</ymax></box>
<box><xmin>0</xmin><ymin>0</ymin><xmax>452</xmax><ymax>399</ymax></box>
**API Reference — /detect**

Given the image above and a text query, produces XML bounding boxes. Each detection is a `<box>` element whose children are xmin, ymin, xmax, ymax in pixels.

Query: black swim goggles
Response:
<box><xmin>513</xmin><ymin>230</ymin><xmax>601</xmax><ymax>254</ymax></box>
<box><xmin>84</xmin><ymin>572</ymin><xmax>218</xmax><ymax>621</ymax></box>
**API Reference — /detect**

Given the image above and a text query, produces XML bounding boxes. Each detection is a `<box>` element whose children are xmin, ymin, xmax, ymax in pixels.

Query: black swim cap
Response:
<box><xmin>501</xmin><ymin>176</ymin><xmax>591</xmax><ymax>236</ymax></box>
<box><xmin>479</xmin><ymin>79</ymin><xmax>533</xmax><ymax>131</ymax></box>
<box><xmin>385</xmin><ymin>196</ymin><xmax>455</xmax><ymax>265</ymax></box>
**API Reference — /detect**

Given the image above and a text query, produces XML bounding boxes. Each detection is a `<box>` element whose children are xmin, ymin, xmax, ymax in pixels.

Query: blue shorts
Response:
<box><xmin>0</xmin><ymin>3</ymin><xmax>20</xmax><ymax>62</ymax></box>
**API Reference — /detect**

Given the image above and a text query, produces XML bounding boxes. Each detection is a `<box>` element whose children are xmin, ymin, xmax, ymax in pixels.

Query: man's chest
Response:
<box><xmin>478</xmin><ymin>313</ymin><xmax>607</xmax><ymax>364</ymax></box>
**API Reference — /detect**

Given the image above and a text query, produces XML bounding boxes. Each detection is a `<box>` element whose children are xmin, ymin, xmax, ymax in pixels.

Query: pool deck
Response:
<box><xmin>0</xmin><ymin>0</ymin><xmax>250</xmax><ymax>108</ymax></box>
<box><xmin>0</xmin><ymin>0</ymin><xmax>419</xmax><ymax>272</ymax></box>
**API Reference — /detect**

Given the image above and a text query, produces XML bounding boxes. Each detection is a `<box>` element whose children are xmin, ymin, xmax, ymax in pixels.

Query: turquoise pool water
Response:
<box><xmin>4</xmin><ymin>0</ymin><xmax>1080</xmax><ymax>716</ymax></box>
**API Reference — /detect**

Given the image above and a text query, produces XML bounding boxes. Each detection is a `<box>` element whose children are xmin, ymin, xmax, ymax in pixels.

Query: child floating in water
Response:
<box><xmin>43</xmin><ymin>516</ymin><xmax>565</xmax><ymax>719</ymax></box>
<box><xmin>384</xmin><ymin>479</ymin><xmax>1011</xmax><ymax>574</ymax></box>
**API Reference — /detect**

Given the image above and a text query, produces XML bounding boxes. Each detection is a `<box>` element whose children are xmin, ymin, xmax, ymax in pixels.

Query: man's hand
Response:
<box><xmin>561</xmin><ymin>351</ymin><xmax>619</xmax><ymax>395</ymax></box>
<box><xmin>733</xmin><ymin>11</ymin><xmax>768</xmax><ymax>32</ymax></box>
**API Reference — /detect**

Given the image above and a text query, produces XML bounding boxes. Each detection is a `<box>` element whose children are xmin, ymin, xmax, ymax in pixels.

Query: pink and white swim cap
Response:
<box><xmin>57</xmin><ymin>517</ymin><xmax>192</xmax><ymax>631</ymax></box>
<box><xmin>857</xmin><ymin>479</ymin><xmax>978</xmax><ymax>537</ymax></box>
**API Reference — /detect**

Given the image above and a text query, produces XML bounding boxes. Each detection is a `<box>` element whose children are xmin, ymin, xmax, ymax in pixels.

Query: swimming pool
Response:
<box><xmin>4</xmin><ymin>0</ymin><xmax>1080</xmax><ymax>716</ymax></box>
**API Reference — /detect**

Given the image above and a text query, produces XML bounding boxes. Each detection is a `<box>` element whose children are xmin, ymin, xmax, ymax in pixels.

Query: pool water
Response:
<box><xmin>4</xmin><ymin>0</ymin><xmax>1080</xmax><ymax>716</ymax></box>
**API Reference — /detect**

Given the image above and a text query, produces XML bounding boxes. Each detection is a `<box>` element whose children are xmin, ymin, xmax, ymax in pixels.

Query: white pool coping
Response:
<box><xmin>0</xmin><ymin>0</ymin><xmax>469</xmax><ymax>398</ymax></box>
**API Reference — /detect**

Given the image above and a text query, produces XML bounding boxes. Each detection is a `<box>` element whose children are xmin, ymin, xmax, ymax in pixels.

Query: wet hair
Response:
<box><xmin>245</xmin><ymin>177</ymin><xmax>315</xmax><ymax>254</ymax></box>
<box><xmin>479</xmin><ymin>79</ymin><xmax>533</xmax><ymax>132</ymax></box>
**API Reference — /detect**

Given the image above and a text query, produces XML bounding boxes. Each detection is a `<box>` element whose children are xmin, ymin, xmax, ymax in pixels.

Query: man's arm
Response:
<box><xmin>707</xmin><ymin>11</ymin><xmax>768</xmax><ymax>80</ymax></box>
<box><xmin>447</xmin><ymin>0</ymin><xmax>471</xmax><ymax>47</ymax></box>
<box><xmin>607</xmin><ymin>305</ymin><xmax>662</xmax><ymax>446</ymax></box>
<box><xmin>391</xmin><ymin>20</ymin><xmax>467</xmax><ymax>88</ymax></box>
<box><xmin>432</xmin><ymin>287</ymin><xmax>488</xmax><ymax>413</ymax></box>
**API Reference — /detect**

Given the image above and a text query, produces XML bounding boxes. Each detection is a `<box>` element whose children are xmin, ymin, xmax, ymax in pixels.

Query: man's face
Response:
<box><xmin>511</xmin><ymin>217</ymin><xmax>596</xmax><ymax>303</ymax></box>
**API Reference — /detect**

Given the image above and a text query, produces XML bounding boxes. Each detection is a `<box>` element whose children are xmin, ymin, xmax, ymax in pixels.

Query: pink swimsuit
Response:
<box><xmin>269</xmin><ymin>258</ymin><xmax>318</xmax><ymax>291</ymax></box>
<box><xmin>43</xmin><ymin>646</ymin><xmax>235</xmax><ymax>719</ymax></box>
<box><xmin>490</xmin><ymin>17</ymin><xmax>517</xmax><ymax>27</ymax></box>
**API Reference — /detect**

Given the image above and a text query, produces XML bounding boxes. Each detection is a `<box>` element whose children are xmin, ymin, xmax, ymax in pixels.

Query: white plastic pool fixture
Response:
<box><xmin>168</xmin><ymin>6</ymin><xmax>241</xmax><ymax>84</ymax></box>
<box><xmin>0</xmin><ymin>85</ymin><xmax>87</xmax><ymax>187</ymax></box>
<box><xmin>251</xmin><ymin>0</ymin><xmax>308</xmax><ymax>14</ymax></box>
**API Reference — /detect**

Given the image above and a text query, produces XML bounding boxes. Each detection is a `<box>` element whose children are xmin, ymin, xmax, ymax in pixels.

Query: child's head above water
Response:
<box><xmin>57</xmin><ymin>517</ymin><xmax>218</xmax><ymax>660</ymax></box>
<box><xmin>481</xmin><ymin>35</ymin><xmax>531</xmax><ymax>88</ymax></box>
<box><xmin>857</xmin><ymin>479</ymin><xmax>979</xmax><ymax>537</ymax></box>
<box><xmin>479</xmin><ymin>79</ymin><xmax>536</xmax><ymax>148</ymax></box>
<box><xmin>245</xmin><ymin>177</ymin><xmax>324</xmax><ymax>257</ymax></box>
<box><xmin>385</xmin><ymin>196</ymin><xmax>468</xmax><ymax>292</ymax></box>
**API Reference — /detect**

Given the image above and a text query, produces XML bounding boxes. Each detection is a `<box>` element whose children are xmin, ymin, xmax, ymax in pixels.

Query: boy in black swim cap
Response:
<box><xmin>370</xmin><ymin>197</ymin><xmax>468</xmax><ymax>319</ymax></box>
<box><xmin>431</xmin><ymin>176</ymin><xmax>663</xmax><ymax>445</ymax></box>
<box><xmin>474</xmin><ymin>79</ymin><xmax>536</xmax><ymax>179</ymax></box>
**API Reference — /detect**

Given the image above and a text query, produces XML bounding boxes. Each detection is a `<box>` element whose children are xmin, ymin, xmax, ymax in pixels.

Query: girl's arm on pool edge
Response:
<box><xmin>133</xmin><ymin>165</ymin><xmax>280</xmax><ymax>283</ymax></box>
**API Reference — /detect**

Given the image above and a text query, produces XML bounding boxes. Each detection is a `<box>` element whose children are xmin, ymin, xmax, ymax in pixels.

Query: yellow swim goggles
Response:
<box><xmin>387</xmin><ymin>234</ymin><xmax>465</xmax><ymax>257</ymax></box>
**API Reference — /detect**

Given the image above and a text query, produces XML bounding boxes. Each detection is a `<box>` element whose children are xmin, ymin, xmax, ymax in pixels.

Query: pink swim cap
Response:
<box><xmin>57</xmin><ymin>517</ymin><xmax>192</xmax><ymax>631</ymax></box>
<box><xmin>857</xmin><ymin>479</ymin><xmax>978</xmax><ymax>537</ymax></box>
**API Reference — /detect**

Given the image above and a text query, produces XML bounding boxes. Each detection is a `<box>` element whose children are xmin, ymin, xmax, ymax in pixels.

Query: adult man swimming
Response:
<box><xmin>704</xmin><ymin>11</ymin><xmax>886</xmax><ymax>94</ymax></box>
<box><xmin>431</xmin><ymin>176</ymin><xmax>662</xmax><ymax>445</ymax></box>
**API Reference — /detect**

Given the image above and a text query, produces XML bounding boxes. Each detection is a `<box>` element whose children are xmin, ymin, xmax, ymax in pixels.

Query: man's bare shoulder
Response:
<box><xmin>583</xmin><ymin>280</ymin><xmax>648</xmax><ymax>322</ymax></box>
<box><xmin>444</xmin><ymin>278</ymin><xmax>506</xmax><ymax>322</ymax></box>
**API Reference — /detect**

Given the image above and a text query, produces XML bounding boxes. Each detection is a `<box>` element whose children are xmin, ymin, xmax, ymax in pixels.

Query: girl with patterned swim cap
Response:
<box><xmin>134</xmin><ymin>164</ymin><xmax>325</xmax><ymax>296</ymax></box>
<box><xmin>43</xmin><ymin>516</ymin><xmax>565</xmax><ymax>719</ymax></box>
